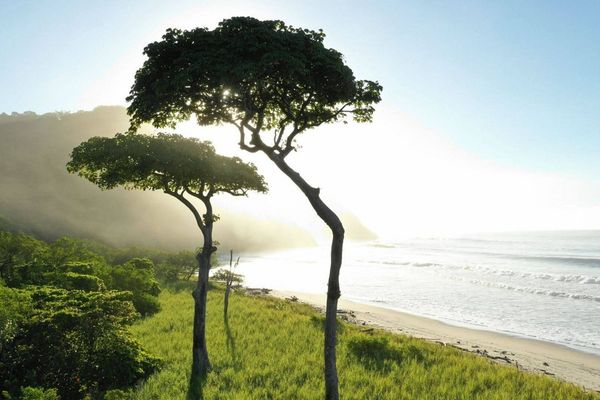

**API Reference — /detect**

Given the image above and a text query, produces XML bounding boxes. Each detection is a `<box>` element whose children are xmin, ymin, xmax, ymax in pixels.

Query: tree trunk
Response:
<box><xmin>224</xmin><ymin>284</ymin><xmax>231</xmax><ymax>319</ymax></box>
<box><xmin>191</xmin><ymin>220</ymin><xmax>215</xmax><ymax>379</ymax></box>
<box><xmin>224</xmin><ymin>249</ymin><xmax>233</xmax><ymax>319</ymax></box>
<box><xmin>269</xmin><ymin>154</ymin><xmax>344</xmax><ymax>400</ymax></box>
<box><xmin>191</xmin><ymin>250</ymin><xmax>211</xmax><ymax>378</ymax></box>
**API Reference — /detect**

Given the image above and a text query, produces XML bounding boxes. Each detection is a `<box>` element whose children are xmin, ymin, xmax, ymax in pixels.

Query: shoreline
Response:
<box><xmin>269</xmin><ymin>289</ymin><xmax>600</xmax><ymax>392</ymax></box>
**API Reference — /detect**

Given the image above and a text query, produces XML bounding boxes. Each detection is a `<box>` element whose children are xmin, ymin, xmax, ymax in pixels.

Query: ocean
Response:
<box><xmin>226</xmin><ymin>230</ymin><xmax>600</xmax><ymax>355</ymax></box>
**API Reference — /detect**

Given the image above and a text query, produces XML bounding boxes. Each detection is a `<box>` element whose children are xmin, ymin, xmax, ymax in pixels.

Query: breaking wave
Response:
<box><xmin>468</xmin><ymin>280</ymin><xmax>600</xmax><ymax>303</ymax></box>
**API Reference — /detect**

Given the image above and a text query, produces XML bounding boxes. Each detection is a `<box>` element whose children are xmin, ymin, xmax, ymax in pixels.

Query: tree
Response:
<box><xmin>126</xmin><ymin>17</ymin><xmax>382</xmax><ymax>399</ymax></box>
<box><xmin>67</xmin><ymin>132</ymin><xmax>267</xmax><ymax>379</ymax></box>
<box><xmin>100</xmin><ymin>258</ymin><xmax>162</xmax><ymax>316</ymax></box>
<box><xmin>157</xmin><ymin>249</ymin><xmax>200</xmax><ymax>282</ymax></box>
<box><xmin>0</xmin><ymin>231</ymin><xmax>48</xmax><ymax>286</ymax></box>
<box><xmin>211</xmin><ymin>250</ymin><xmax>243</xmax><ymax>319</ymax></box>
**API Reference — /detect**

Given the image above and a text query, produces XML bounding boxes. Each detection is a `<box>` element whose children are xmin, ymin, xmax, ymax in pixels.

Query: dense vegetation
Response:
<box><xmin>0</xmin><ymin>229</ymin><xmax>197</xmax><ymax>399</ymax></box>
<box><xmin>2</xmin><ymin>228</ymin><xmax>599</xmax><ymax>399</ymax></box>
<box><xmin>131</xmin><ymin>285</ymin><xmax>600</xmax><ymax>400</ymax></box>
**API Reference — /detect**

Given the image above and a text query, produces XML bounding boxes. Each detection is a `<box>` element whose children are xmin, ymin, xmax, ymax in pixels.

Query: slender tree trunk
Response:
<box><xmin>224</xmin><ymin>250</ymin><xmax>233</xmax><ymax>319</ymax></box>
<box><xmin>191</xmin><ymin>250</ymin><xmax>211</xmax><ymax>378</ymax></box>
<box><xmin>269</xmin><ymin>154</ymin><xmax>344</xmax><ymax>400</ymax></box>
<box><xmin>224</xmin><ymin>283</ymin><xmax>231</xmax><ymax>319</ymax></box>
<box><xmin>191</xmin><ymin>220</ymin><xmax>215</xmax><ymax>379</ymax></box>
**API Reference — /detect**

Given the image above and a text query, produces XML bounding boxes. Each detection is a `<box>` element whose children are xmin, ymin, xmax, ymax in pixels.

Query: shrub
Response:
<box><xmin>52</xmin><ymin>272</ymin><xmax>106</xmax><ymax>292</ymax></box>
<box><xmin>59</xmin><ymin>261</ymin><xmax>97</xmax><ymax>275</ymax></box>
<box><xmin>100</xmin><ymin>258</ymin><xmax>161</xmax><ymax>316</ymax></box>
<box><xmin>103</xmin><ymin>389</ymin><xmax>132</xmax><ymax>400</ymax></box>
<box><xmin>0</xmin><ymin>287</ymin><xmax>160</xmax><ymax>399</ymax></box>
<box><xmin>132</xmin><ymin>292</ymin><xmax>161</xmax><ymax>317</ymax></box>
<box><xmin>19</xmin><ymin>387</ymin><xmax>59</xmax><ymax>400</ymax></box>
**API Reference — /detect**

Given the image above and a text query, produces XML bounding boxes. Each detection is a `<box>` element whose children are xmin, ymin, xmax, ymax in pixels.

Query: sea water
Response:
<box><xmin>228</xmin><ymin>231</ymin><xmax>600</xmax><ymax>355</ymax></box>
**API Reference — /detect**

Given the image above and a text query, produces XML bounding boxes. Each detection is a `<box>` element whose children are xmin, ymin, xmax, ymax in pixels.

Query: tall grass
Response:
<box><xmin>130</xmin><ymin>284</ymin><xmax>599</xmax><ymax>399</ymax></box>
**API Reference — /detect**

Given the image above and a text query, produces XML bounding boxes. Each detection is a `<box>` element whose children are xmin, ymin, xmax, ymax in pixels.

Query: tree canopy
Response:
<box><xmin>127</xmin><ymin>17</ymin><xmax>382</xmax><ymax>158</ymax></box>
<box><xmin>67</xmin><ymin>132</ymin><xmax>267</xmax><ymax>230</ymax></box>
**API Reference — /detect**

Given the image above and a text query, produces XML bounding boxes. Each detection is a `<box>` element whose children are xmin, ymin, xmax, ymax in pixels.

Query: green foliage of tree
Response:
<box><xmin>1</xmin><ymin>230</ymin><xmax>162</xmax><ymax>315</ymax></box>
<box><xmin>126</xmin><ymin>16</ymin><xmax>381</xmax><ymax>399</ymax></box>
<box><xmin>210</xmin><ymin>269</ymin><xmax>244</xmax><ymax>287</ymax></box>
<box><xmin>45</xmin><ymin>237</ymin><xmax>104</xmax><ymax>269</ymax></box>
<box><xmin>0</xmin><ymin>231</ymin><xmax>171</xmax><ymax>398</ymax></box>
<box><xmin>0</xmin><ymin>287</ymin><xmax>159</xmax><ymax>400</ymax></box>
<box><xmin>59</xmin><ymin>261</ymin><xmax>97</xmax><ymax>275</ymax></box>
<box><xmin>50</xmin><ymin>271</ymin><xmax>106</xmax><ymax>292</ymax></box>
<box><xmin>0</xmin><ymin>232</ymin><xmax>48</xmax><ymax>287</ymax></box>
<box><xmin>128</xmin><ymin>18</ymin><xmax>381</xmax><ymax>134</ymax></box>
<box><xmin>0</xmin><ymin>286</ymin><xmax>32</xmax><ymax>353</ymax></box>
<box><xmin>97</xmin><ymin>258</ymin><xmax>161</xmax><ymax>316</ymax></box>
<box><xmin>18</xmin><ymin>387</ymin><xmax>59</xmax><ymax>400</ymax></box>
<box><xmin>67</xmin><ymin>132</ymin><xmax>267</xmax><ymax>378</ymax></box>
<box><xmin>103</xmin><ymin>389</ymin><xmax>132</xmax><ymax>400</ymax></box>
<box><xmin>156</xmin><ymin>250</ymin><xmax>198</xmax><ymax>282</ymax></box>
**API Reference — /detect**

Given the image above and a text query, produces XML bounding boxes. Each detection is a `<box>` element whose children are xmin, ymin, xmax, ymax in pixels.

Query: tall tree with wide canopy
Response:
<box><xmin>67</xmin><ymin>132</ymin><xmax>267</xmax><ymax>379</ymax></box>
<box><xmin>126</xmin><ymin>17</ymin><xmax>381</xmax><ymax>399</ymax></box>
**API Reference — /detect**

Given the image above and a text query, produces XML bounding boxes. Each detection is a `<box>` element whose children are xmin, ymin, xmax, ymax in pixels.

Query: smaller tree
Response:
<box><xmin>157</xmin><ymin>250</ymin><xmax>198</xmax><ymax>282</ymax></box>
<box><xmin>0</xmin><ymin>231</ymin><xmax>48</xmax><ymax>287</ymax></box>
<box><xmin>100</xmin><ymin>258</ymin><xmax>162</xmax><ymax>316</ymax></box>
<box><xmin>67</xmin><ymin>132</ymin><xmax>266</xmax><ymax>378</ymax></box>
<box><xmin>211</xmin><ymin>250</ymin><xmax>243</xmax><ymax>319</ymax></box>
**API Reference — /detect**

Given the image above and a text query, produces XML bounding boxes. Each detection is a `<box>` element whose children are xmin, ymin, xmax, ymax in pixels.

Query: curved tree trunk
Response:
<box><xmin>191</xmin><ymin>219</ymin><xmax>215</xmax><ymax>379</ymax></box>
<box><xmin>269</xmin><ymin>154</ymin><xmax>344</xmax><ymax>400</ymax></box>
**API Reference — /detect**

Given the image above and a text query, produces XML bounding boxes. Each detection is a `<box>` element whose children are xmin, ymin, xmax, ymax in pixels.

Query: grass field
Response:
<box><xmin>130</xmin><ymin>283</ymin><xmax>600</xmax><ymax>399</ymax></box>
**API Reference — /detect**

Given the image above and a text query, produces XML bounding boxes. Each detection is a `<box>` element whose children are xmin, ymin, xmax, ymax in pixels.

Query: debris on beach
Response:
<box><xmin>245</xmin><ymin>287</ymin><xmax>272</xmax><ymax>296</ymax></box>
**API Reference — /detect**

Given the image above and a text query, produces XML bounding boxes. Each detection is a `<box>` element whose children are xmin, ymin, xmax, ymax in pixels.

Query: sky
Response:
<box><xmin>1</xmin><ymin>0</ymin><xmax>599</xmax><ymax>238</ymax></box>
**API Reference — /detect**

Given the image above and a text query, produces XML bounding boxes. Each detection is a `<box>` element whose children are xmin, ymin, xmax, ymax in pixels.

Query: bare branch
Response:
<box><xmin>236</xmin><ymin>124</ymin><xmax>260</xmax><ymax>153</ymax></box>
<box><xmin>221</xmin><ymin>188</ymin><xmax>248</xmax><ymax>197</ymax></box>
<box><xmin>164</xmin><ymin>188</ymin><xmax>205</xmax><ymax>233</ymax></box>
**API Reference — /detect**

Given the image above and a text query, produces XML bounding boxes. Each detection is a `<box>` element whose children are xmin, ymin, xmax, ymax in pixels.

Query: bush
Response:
<box><xmin>0</xmin><ymin>232</ymin><xmax>48</xmax><ymax>287</ymax></box>
<box><xmin>52</xmin><ymin>272</ymin><xmax>106</xmax><ymax>292</ymax></box>
<box><xmin>132</xmin><ymin>292</ymin><xmax>161</xmax><ymax>317</ymax></box>
<box><xmin>0</xmin><ymin>286</ymin><xmax>32</xmax><ymax>366</ymax></box>
<box><xmin>19</xmin><ymin>387</ymin><xmax>59</xmax><ymax>400</ymax></box>
<box><xmin>0</xmin><ymin>287</ymin><xmax>160</xmax><ymax>400</ymax></box>
<box><xmin>59</xmin><ymin>261</ymin><xmax>97</xmax><ymax>275</ymax></box>
<box><xmin>154</xmin><ymin>262</ymin><xmax>181</xmax><ymax>283</ymax></box>
<box><xmin>100</xmin><ymin>258</ymin><xmax>161</xmax><ymax>316</ymax></box>
<box><xmin>103</xmin><ymin>389</ymin><xmax>132</xmax><ymax>400</ymax></box>
<box><xmin>155</xmin><ymin>251</ymin><xmax>197</xmax><ymax>282</ymax></box>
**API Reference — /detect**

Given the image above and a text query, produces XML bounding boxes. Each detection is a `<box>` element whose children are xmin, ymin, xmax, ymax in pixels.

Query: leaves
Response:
<box><xmin>67</xmin><ymin>133</ymin><xmax>268</xmax><ymax>198</ymax></box>
<box><xmin>126</xmin><ymin>17</ymin><xmax>382</xmax><ymax>155</ymax></box>
<box><xmin>0</xmin><ymin>286</ymin><xmax>160</xmax><ymax>399</ymax></box>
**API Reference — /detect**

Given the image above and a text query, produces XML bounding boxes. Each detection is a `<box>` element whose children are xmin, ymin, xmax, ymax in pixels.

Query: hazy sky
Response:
<box><xmin>1</xmin><ymin>0</ymin><xmax>599</xmax><ymax>237</ymax></box>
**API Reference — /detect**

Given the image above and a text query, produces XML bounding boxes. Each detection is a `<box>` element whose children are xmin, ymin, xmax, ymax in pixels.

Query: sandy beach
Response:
<box><xmin>270</xmin><ymin>289</ymin><xmax>600</xmax><ymax>392</ymax></box>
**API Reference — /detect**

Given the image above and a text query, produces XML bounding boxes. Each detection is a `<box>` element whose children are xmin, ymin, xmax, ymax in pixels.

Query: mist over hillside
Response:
<box><xmin>0</xmin><ymin>106</ymin><xmax>316</xmax><ymax>251</ymax></box>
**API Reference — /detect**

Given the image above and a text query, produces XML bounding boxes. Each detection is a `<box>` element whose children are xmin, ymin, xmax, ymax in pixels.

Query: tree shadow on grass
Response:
<box><xmin>310</xmin><ymin>314</ymin><xmax>345</xmax><ymax>334</ymax></box>
<box><xmin>186</xmin><ymin>373</ymin><xmax>206</xmax><ymax>400</ymax></box>
<box><xmin>224</xmin><ymin>314</ymin><xmax>238</xmax><ymax>366</ymax></box>
<box><xmin>346</xmin><ymin>335</ymin><xmax>427</xmax><ymax>372</ymax></box>
<box><xmin>162</xmin><ymin>280</ymin><xmax>219</xmax><ymax>293</ymax></box>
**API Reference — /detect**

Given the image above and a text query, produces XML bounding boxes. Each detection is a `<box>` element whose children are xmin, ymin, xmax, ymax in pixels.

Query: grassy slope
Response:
<box><xmin>130</xmin><ymin>284</ymin><xmax>599</xmax><ymax>399</ymax></box>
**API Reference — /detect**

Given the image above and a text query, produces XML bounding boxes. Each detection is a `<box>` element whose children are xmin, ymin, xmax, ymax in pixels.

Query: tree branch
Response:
<box><xmin>164</xmin><ymin>188</ymin><xmax>206</xmax><ymax>233</ymax></box>
<box><xmin>237</xmin><ymin>124</ymin><xmax>260</xmax><ymax>153</ymax></box>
